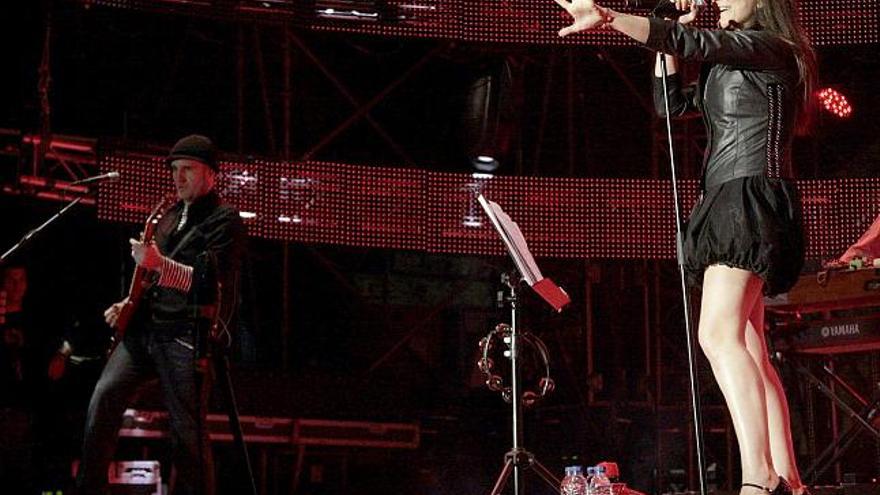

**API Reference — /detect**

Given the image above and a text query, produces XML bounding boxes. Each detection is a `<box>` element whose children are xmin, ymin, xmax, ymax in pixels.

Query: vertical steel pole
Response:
<box><xmin>510</xmin><ymin>283</ymin><xmax>523</xmax><ymax>495</ymax></box>
<box><xmin>281</xmin><ymin>25</ymin><xmax>292</xmax><ymax>372</ymax></box>
<box><xmin>236</xmin><ymin>25</ymin><xmax>245</xmax><ymax>153</ymax></box>
<box><xmin>566</xmin><ymin>49</ymin><xmax>575</xmax><ymax>176</ymax></box>
<box><xmin>36</xmin><ymin>2</ymin><xmax>53</xmax><ymax>176</ymax></box>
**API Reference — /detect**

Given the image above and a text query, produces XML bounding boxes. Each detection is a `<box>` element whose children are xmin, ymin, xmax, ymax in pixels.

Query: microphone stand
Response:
<box><xmin>1</xmin><ymin>196</ymin><xmax>84</xmax><ymax>265</ymax></box>
<box><xmin>657</xmin><ymin>52</ymin><xmax>708</xmax><ymax>495</ymax></box>
<box><xmin>0</xmin><ymin>174</ymin><xmax>118</xmax><ymax>265</ymax></box>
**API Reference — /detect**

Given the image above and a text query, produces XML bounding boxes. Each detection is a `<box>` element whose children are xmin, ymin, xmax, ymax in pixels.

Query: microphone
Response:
<box><xmin>625</xmin><ymin>0</ymin><xmax>706</xmax><ymax>18</ymax></box>
<box><xmin>71</xmin><ymin>171</ymin><xmax>120</xmax><ymax>185</ymax></box>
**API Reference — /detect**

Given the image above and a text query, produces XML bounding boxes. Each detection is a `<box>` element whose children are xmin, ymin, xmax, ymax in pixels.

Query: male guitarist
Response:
<box><xmin>77</xmin><ymin>135</ymin><xmax>246</xmax><ymax>495</ymax></box>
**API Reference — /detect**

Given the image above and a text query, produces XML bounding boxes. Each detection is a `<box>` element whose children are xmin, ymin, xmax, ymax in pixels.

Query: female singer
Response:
<box><xmin>551</xmin><ymin>0</ymin><xmax>817</xmax><ymax>493</ymax></box>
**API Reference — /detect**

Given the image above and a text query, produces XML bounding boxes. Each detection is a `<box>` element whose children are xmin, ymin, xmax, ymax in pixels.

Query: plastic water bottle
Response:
<box><xmin>584</xmin><ymin>466</ymin><xmax>597</xmax><ymax>495</ymax></box>
<box><xmin>560</xmin><ymin>465</ymin><xmax>589</xmax><ymax>495</ymax></box>
<box><xmin>589</xmin><ymin>465</ymin><xmax>613</xmax><ymax>495</ymax></box>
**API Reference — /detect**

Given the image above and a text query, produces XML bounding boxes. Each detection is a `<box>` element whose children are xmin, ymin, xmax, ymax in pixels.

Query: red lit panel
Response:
<box><xmin>97</xmin><ymin>153</ymin><xmax>264</xmax><ymax>234</ymax></box>
<box><xmin>800</xmin><ymin>0</ymin><xmax>879</xmax><ymax>45</ymax></box>
<box><xmin>97</xmin><ymin>147</ymin><xmax>880</xmax><ymax>261</ymax></box>
<box><xmin>594</xmin><ymin>178</ymin><xmax>700</xmax><ymax>259</ymax></box>
<box><xmin>82</xmin><ymin>0</ymin><xmax>878</xmax><ymax>45</ymax></box>
<box><xmin>425</xmin><ymin>173</ymin><xmax>596</xmax><ymax>257</ymax></box>
<box><xmin>344</xmin><ymin>164</ymin><xmax>428</xmax><ymax>250</ymax></box>
<box><xmin>798</xmin><ymin>180</ymin><xmax>839</xmax><ymax>259</ymax></box>
<box><xmin>308</xmin><ymin>0</ymin><xmax>463</xmax><ymax>40</ymax></box>
<box><xmin>517</xmin><ymin>177</ymin><xmax>595</xmax><ymax>257</ymax></box>
<box><xmin>424</xmin><ymin>172</ymin><xmax>506</xmax><ymax>257</ymax></box>
<box><xmin>260</xmin><ymin>161</ymin><xmax>350</xmax><ymax>244</ymax></box>
<box><xmin>97</xmin><ymin>153</ymin><xmax>174</xmax><ymax>224</ymax></box>
<box><xmin>831</xmin><ymin>178</ymin><xmax>880</xmax><ymax>252</ymax></box>
<box><xmin>217</xmin><ymin>160</ymin><xmax>265</xmax><ymax>236</ymax></box>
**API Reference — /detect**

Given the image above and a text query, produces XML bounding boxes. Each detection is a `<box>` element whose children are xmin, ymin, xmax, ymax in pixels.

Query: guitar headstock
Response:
<box><xmin>141</xmin><ymin>193</ymin><xmax>177</xmax><ymax>241</ymax></box>
<box><xmin>154</xmin><ymin>193</ymin><xmax>177</xmax><ymax>215</ymax></box>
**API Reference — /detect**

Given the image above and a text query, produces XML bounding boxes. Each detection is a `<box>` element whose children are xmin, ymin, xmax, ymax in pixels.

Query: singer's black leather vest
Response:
<box><xmin>647</xmin><ymin>18</ymin><xmax>801</xmax><ymax>190</ymax></box>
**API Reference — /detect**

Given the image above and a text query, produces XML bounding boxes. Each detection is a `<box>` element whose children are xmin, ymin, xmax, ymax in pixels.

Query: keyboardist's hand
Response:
<box><xmin>822</xmin><ymin>258</ymin><xmax>848</xmax><ymax>270</ymax></box>
<box><xmin>824</xmin><ymin>253</ymin><xmax>875</xmax><ymax>270</ymax></box>
<box><xmin>837</xmin><ymin>247</ymin><xmax>868</xmax><ymax>266</ymax></box>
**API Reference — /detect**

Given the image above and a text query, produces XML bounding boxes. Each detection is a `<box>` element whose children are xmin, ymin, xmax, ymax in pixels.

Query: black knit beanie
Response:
<box><xmin>165</xmin><ymin>134</ymin><xmax>218</xmax><ymax>171</ymax></box>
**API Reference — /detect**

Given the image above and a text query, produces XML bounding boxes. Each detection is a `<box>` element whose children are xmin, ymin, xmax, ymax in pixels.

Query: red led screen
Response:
<box><xmin>98</xmin><ymin>150</ymin><xmax>880</xmax><ymax>261</ymax></box>
<box><xmin>83</xmin><ymin>0</ymin><xmax>879</xmax><ymax>46</ymax></box>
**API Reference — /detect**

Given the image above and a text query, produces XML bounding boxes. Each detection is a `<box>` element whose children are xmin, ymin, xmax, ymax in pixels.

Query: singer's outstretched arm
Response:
<box><xmin>553</xmin><ymin>0</ymin><xmax>651</xmax><ymax>41</ymax></box>
<box><xmin>554</xmin><ymin>0</ymin><xmax>794</xmax><ymax>69</ymax></box>
<box><xmin>553</xmin><ymin>0</ymin><xmax>698</xmax><ymax>45</ymax></box>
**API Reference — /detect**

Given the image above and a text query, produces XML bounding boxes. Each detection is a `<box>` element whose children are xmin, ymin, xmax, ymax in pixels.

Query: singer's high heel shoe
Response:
<box><xmin>742</xmin><ymin>476</ymin><xmax>792</xmax><ymax>495</ymax></box>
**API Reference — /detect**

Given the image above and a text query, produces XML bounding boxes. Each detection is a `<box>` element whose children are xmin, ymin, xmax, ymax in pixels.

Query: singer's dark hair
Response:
<box><xmin>757</xmin><ymin>0</ymin><xmax>818</xmax><ymax>134</ymax></box>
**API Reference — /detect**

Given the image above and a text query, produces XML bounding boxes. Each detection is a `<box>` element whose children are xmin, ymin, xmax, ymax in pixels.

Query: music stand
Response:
<box><xmin>478</xmin><ymin>194</ymin><xmax>570</xmax><ymax>495</ymax></box>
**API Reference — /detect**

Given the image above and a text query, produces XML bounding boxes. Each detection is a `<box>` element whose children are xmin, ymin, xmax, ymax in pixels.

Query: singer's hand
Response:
<box><xmin>555</xmin><ymin>0</ymin><xmax>608</xmax><ymax>36</ymax></box>
<box><xmin>673</xmin><ymin>0</ymin><xmax>701</xmax><ymax>24</ymax></box>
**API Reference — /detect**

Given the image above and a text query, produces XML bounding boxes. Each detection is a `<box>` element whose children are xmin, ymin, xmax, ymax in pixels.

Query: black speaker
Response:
<box><xmin>460</xmin><ymin>58</ymin><xmax>520</xmax><ymax>172</ymax></box>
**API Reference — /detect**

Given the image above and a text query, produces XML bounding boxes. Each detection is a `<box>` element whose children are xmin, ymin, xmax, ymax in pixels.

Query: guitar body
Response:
<box><xmin>111</xmin><ymin>195</ymin><xmax>175</xmax><ymax>343</ymax></box>
<box><xmin>113</xmin><ymin>265</ymin><xmax>150</xmax><ymax>335</ymax></box>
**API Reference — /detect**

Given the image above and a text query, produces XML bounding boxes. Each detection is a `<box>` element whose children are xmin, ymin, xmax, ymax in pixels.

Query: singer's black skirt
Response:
<box><xmin>683</xmin><ymin>174</ymin><xmax>805</xmax><ymax>296</ymax></box>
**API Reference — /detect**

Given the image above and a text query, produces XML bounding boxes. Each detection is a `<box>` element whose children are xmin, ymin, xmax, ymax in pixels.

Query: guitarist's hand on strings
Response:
<box><xmin>129</xmin><ymin>238</ymin><xmax>164</xmax><ymax>271</ymax></box>
<box><xmin>107</xmin><ymin>240</ymin><xmax>165</xmax><ymax>329</ymax></box>
<box><xmin>104</xmin><ymin>298</ymin><xmax>129</xmax><ymax>327</ymax></box>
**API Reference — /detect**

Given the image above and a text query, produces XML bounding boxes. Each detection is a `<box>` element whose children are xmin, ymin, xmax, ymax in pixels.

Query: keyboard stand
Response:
<box><xmin>777</xmin><ymin>353</ymin><xmax>880</xmax><ymax>483</ymax></box>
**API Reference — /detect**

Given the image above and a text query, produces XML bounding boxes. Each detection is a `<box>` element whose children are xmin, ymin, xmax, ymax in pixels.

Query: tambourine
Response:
<box><xmin>477</xmin><ymin>323</ymin><xmax>555</xmax><ymax>407</ymax></box>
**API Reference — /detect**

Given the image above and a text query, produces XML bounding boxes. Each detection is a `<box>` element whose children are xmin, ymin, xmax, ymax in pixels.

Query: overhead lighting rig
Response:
<box><xmin>0</xmin><ymin>132</ymin><xmax>99</xmax><ymax>204</ymax></box>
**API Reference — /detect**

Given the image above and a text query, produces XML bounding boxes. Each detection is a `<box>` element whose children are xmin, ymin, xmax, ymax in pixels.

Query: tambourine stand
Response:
<box><xmin>488</xmin><ymin>273</ymin><xmax>560</xmax><ymax>495</ymax></box>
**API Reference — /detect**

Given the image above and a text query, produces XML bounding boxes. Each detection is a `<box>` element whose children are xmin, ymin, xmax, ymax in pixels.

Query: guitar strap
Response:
<box><xmin>165</xmin><ymin>207</ymin><xmax>227</xmax><ymax>259</ymax></box>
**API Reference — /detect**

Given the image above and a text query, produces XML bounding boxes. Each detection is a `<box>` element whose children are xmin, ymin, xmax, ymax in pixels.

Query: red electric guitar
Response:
<box><xmin>111</xmin><ymin>195</ymin><xmax>176</xmax><ymax>342</ymax></box>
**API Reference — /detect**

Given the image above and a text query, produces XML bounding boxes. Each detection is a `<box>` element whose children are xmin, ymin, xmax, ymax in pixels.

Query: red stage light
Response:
<box><xmin>817</xmin><ymin>87</ymin><xmax>853</xmax><ymax>118</ymax></box>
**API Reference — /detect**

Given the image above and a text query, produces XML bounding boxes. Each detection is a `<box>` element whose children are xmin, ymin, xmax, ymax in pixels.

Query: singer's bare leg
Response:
<box><xmin>698</xmin><ymin>265</ymin><xmax>779</xmax><ymax>494</ymax></box>
<box><xmin>744</xmin><ymin>298</ymin><xmax>806</xmax><ymax>494</ymax></box>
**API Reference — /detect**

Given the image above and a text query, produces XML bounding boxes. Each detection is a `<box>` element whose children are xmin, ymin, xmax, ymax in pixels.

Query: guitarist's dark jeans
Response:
<box><xmin>76</xmin><ymin>328</ymin><xmax>214</xmax><ymax>495</ymax></box>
